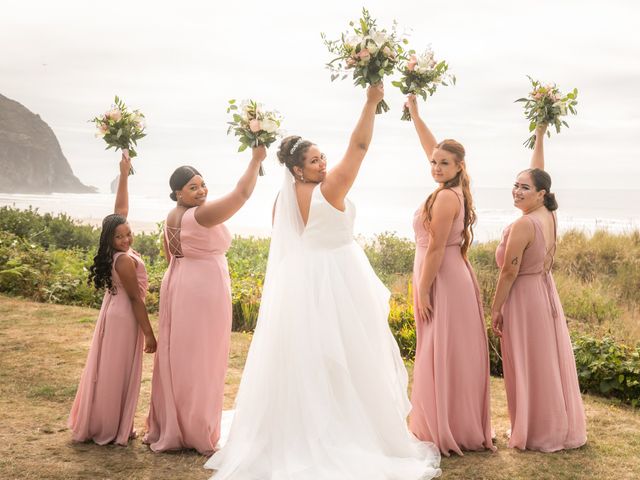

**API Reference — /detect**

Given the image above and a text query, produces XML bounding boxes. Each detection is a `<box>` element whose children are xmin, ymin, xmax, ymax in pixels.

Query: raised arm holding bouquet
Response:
<box><xmin>226</xmin><ymin>99</ymin><xmax>283</xmax><ymax>175</ymax></box>
<box><xmin>394</xmin><ymin>47</ymin><xmax>455</xmax><ymax>120</ymax></box>
<box><xmin>322</xmin><ymin>7</ymin><xmax>408</xmax><ymax>114</ymax></box>
<box><xmin>91</xmin><ymin>96</ymin><xmax>146</xmax><ymax>175</ymax></box>
<box><xmin>516</xmin><ymin>76</ymin><xmax>578</xmax><ymax>149</ymax></box>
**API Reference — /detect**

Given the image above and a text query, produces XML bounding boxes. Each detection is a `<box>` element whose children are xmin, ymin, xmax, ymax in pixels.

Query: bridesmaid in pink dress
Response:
<box><xmin>144</xmin><ymin>146</ymin><xmax>266</xmax><ymax>455</ymax></box>
<box><xmin>491</xmin><ymin>125</ymin><xmax>587</xmax><ymax>452</ymax></box>
<box><xmin>405</xmin><ymin>96</ymin><xmax>494</xmax><ymax>456</ymax></box>
<box><xmin>68</xmin><ymin>152</ymin><xmax>157</xmax><ymax>445</ymax></box>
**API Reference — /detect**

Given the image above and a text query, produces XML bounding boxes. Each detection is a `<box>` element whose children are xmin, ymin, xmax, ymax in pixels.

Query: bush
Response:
<box><xmin>363</xmin><ymin>232</ymin><xmax>415</xmax><ymax>286</ymax></box>
<box><xmin>0</xmin><ymin>206</ymin><xmax>99</xmax><ymax>250</ymax></box>
<box><xmin>572</xmin><ymin>334</ymin><xmax>640</xmax><ymax>407</ymax></box>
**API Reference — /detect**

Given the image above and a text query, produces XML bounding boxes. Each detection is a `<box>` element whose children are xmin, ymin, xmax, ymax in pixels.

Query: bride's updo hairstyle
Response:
<box><xmin>522</xmin><ymin>168</ymin><xmax>558</xmax><ymax>211</ymax></box>
<box><xmin>169</xmin><ymin>165</ymin><xmax>202</xmax><ymax>201</ymax></box>
<box><xmin>277</xmin><ymin>136</ymin><xmax>314</xmax><ymax>175</ymax></box>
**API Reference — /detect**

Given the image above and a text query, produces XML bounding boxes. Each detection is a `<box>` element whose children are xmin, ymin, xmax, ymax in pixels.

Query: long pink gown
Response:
<box><xmin>144</xmin><ymin>207</ymin><xmax>232</xmax><ymax>455</ymax></box>
<box><xmin>496</xmin><ymin>214</ymin><xmax>586</xmax><ymax>452</ymax></box>
<box><xmin>68</xmin><ymin>250</ymin><xmax>147</xmax><ymax>445</ymax></box>
<box><xmin>409</xmin><ymin>190</ymin><xmax>494</xmax><ymax>456</ymax></box>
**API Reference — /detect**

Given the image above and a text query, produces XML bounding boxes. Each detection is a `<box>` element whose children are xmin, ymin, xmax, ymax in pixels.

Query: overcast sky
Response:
<box><xmin>1</xmin><ymin>0</ymin><xmax>639</xmax><ymax>195</ymax></box>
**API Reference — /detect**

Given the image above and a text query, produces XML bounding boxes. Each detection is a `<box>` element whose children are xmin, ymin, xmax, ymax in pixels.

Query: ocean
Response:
<box><xmin>1</xmin><ymin>186</ymin><xmax>638</xmax><ymax>243</ymax></box>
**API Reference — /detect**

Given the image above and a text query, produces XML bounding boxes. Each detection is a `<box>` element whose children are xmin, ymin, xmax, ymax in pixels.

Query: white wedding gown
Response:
<box><xmin>205</xmin><ymin>170</ymin><xmax>441</xmax><ymax>479</ymax></box>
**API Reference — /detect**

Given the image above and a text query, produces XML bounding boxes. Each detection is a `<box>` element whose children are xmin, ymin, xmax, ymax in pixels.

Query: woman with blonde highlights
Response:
<box><xmin>406</xmin><ymin>95</ymin><xmax>494</xmax><ymax>456</ymax></box>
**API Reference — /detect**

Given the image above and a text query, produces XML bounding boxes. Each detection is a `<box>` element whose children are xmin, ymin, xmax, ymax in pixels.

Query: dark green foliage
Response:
<box><xmin>572</xmin><ymin>335</ymin><xmax>640</xmax><ymax>407</ymax></box>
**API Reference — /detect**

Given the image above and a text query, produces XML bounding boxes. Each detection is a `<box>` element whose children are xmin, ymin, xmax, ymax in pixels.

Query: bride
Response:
<box><xmin>205</xmin><ymin>84</ymin><xmax>441</xmax><ymax>479</ymax></box>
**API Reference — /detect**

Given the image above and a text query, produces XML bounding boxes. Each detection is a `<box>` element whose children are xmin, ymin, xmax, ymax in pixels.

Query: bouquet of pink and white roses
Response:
<box><xmin>322</xmin><ymin>8</ymin><xmax>409</xmax><ymax>114</ymax></box>
<box><xmin>393</xmin><ymin>48</ymin><xmax>455</xmax><ymax>121</ymax></box>
<box><xmin>226</xmin><ymin>99</ymin><xmax>283</xmax><ymax>176</ymax></box>
<box><xmin>91</xmin><ymin>96</ymin><xmax>145</xmax><ymax>175</ymax></box>
<box><xmin>516</xmin><ymin>76</ymin><xmax>578</xmax><ymax>149</ymax></box>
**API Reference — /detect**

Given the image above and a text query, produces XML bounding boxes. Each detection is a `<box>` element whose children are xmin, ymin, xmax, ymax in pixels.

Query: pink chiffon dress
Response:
<box><xmin>496</xmin><ymin>213</ymin><xmax>586</xmax><ymax>451</ymax></box>
<box><xmin>409</xmin><ymin>190</ymin><xmax>494</xmax><ymax>456</ymax></box>
<box><xmin>68</xmin><ymin>250</ymin><xmax>147</xmax><ymax>445</ymax></box>
<box><xmin>144</xmin><ymin>207</ymin><xmax>232</xmax><ymax>455</ymax></box>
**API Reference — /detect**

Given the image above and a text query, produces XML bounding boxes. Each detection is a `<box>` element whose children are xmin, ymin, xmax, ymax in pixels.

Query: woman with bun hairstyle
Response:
<box><xmin>491</xmin><ymin>125</ymin><xmax>587</xmax><ymax>452</ymax></box>
<box><xmin>144</xmin><ymin>146</ymin><xmax>266</xmax><ymax>455</ymax></box>
<box><xmin>404</xmin><ymin>95</ymin><xmax>494</xmax><ymax>456</ymax></box>
<box><xmin>69</xmin><ymin>151</ymin><xmax>156</xmax><ymax>446</ymax></box>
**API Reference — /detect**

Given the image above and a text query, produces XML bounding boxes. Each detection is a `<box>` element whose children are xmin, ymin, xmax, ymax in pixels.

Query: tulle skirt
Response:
<box><xmin>205</xmin><ymin>242</ymin><xmax>441</xmax><ymax>479</ymax></box>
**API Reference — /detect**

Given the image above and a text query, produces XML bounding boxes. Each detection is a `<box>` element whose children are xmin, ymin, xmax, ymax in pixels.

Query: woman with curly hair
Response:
<box><xmin>68</xmin><ymin>151</ymin><xmax>156</xmax><ymax>446</ymax></box>
<box><xmin>405</xmin><ymin>95</ymin><xmax>494</xmax><ymax>456</ymax></box>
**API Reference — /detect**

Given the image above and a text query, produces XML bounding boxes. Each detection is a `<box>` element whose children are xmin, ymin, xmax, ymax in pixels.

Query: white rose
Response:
<box><xmin>261</xmin><ymin>117</ymin><xmax>278</xmax><ymax>133</ymax></box>
<box><xmin>371</xmin><ymin>30</ymin><xmax>388</xmax><ymax>46</ymax></box>
<box><xmin>366</xmin><ymin>40</ymin><xmax>379</xmax><ymax>55</ymax></box>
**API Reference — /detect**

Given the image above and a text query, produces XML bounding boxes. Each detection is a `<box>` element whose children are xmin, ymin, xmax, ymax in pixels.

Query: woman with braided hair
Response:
<box><xmin>405</xmin><ymin>95</ymin><xmax>494</xmax><ymax>456</ymax></box>
<box><xmin>68</xmin><ymin>150</ymin><xmax>156</xmax><ymax>446</ymax></box>
<box><xmin>491</xmin><ymin>125</ymin><xmax>587</xmax><ymax>451</ymax></box>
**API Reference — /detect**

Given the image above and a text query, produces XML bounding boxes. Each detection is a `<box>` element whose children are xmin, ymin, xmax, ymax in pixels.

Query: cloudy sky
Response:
<box><xmin>2</xmin><ymin>0</ymin><xmax>639</xmax><ymax>196</ymax></box>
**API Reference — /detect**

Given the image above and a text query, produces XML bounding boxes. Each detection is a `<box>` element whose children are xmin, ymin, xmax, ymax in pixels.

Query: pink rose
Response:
<box><xmin>357</xmin><ymin>48</ymin><xmax>370</xmax><ymax>60</ymax></box>
<box><xmin>249</xmin><ymin>118</ymin><xmax>262</xmax><ymax>132</ymax></box>
<box><xmin>346</xmin><ymin>57</ymin><xmax>357</xmax><ymax>67</ymax></box>
<box><xmin>107</xmin><ymin>108</ymin><xmax>122</xmax><ymax>122</ymax></box>
<box><xmin>407</xmin><ymin>55</ymin><xmax>417</xmax><ymax>72</ymax></box>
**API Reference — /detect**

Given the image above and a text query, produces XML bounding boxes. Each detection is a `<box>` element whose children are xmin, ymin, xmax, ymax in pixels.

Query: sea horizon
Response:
<box><xmin>2</xmin><ymin>186</ymin><xmax>638</xmax><ymax>243</ymax></box>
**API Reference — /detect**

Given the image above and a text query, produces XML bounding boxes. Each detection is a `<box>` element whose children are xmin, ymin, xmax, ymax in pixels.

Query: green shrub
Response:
<box><xmin>363</xmin><ymin>232</ymin><xmax>415</xmax><ymax>286</ymax></box>
<box><xmin>0</xmin><ymin>206</ymin><xmax>99</xmax><ymax>250</ymax></box>
<box><xmin>572</xmin><ymin>334</ymin><xmax>640</xmax><ymax>407</ymax></box>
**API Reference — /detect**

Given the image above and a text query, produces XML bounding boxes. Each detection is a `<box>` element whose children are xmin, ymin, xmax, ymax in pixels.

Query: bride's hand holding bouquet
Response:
<box><xmin>91</xmin><ymin>96</ymin><xmax>146</xmax><ymax>175</ymax></box>
<box><xmin>322</xmin><ymin>8</ymin><xmax>408</xmax><ymax>114</ymax></box>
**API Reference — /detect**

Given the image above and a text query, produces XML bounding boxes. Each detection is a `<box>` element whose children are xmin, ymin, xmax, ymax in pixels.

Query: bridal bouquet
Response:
<box><xmin>392</xmin><ymin>47</ymin><xmax>455</xmax><ymax>120</ymax></box>
<box><xmin>321</xmin><ymin>8</ymin><xmax>408</xmax><ymax>114</ymax></box>
<box><xmin>516</xmin><ymin>76</ymin><xmax>578</xmax><ymax>149</ymax></box>
<box><xmin>226</xmin><ymin>99</ymin><xmax>283</xmax><ymax>175</ymax></box>
<box><xmin>91</xmin><ymin>96</ymin><xmax>145</xmax><ymax>175</ymax></box>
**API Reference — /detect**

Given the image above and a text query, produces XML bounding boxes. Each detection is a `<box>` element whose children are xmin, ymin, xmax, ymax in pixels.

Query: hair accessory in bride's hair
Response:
<box><xmin>289</xmin><ymin>138</ymin><xmax>304</xmax><ymax>155</ymax></box>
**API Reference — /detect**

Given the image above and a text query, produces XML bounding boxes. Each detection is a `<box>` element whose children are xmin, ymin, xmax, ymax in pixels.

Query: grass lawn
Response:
<box><xmin>1</xmin><ymin>294</ymin><xmax>639</xmax><ymax>479</ymax></box>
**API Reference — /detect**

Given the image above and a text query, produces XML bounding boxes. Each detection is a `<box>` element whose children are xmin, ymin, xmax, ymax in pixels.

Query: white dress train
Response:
<box><xmin>205</xmin><ymin>170</ymin><xmax>441</xmax><ymax>479</ymax></box>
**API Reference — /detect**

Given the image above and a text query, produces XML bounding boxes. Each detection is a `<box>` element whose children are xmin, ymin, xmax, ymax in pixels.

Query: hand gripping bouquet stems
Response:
<box><xmin>226</xmin><ymin>99</ymin><xmax>283</xmax><ymax>176</ymax></box>
<box><xmin>516</xmin><ymin>76</ymin><xmax>578</xmax><ymax>149</ymax></box>
<box><xmin>393</xmin><ymin>47</ymin><xmax>456</xmax><ymax>121</ymax></box>
<box><xmin>91</xmin><ymin>96</ymin><xmax>146</xmax><ymax>175</ymax></box>
<box><xmin>322</xmin><ymin>8</ymin><xmax>408</xmax><ymax>114</ymax></box>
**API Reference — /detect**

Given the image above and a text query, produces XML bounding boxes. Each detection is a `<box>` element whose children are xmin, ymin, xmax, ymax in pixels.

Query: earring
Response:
<box><xmin>300</xmin><ymin>174</ymin><xmax>305</xmax><ymax>183</ymax></box>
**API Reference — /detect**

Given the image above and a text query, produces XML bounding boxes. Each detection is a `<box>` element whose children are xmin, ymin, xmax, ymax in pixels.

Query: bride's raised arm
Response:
<box><xmin>322</xmin><ymin>83</ymin><xmax>384</xmax><ymax>206</ymax></box>
<box><xmin>530</xmin><ymin>124</ymin><xmax>547</xmax><ymax>171</ymax></box>
<box><xmin>406</xmin><ymin>94</ymin><xmax>438</xmax><ymax>161</ymax></box>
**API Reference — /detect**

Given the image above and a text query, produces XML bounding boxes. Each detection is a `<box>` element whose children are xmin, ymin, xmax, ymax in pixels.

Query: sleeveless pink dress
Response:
<box><xmin>145</xmin><ymin>207</ymin><xmax>232</xmax><ymax>455</ymax></box>
<box><xmin>68</xmin><ymin>250</ymin><xmax>147</xmax><ymax>445</ymax></box>
<box><xmin>496</xmin><ymin>214</ymin><xmax>586</xmax><ymax>451</ymax></box>
<box><xmin>409</xmin><ymin>191</ymin><xmax>494</xmax><ymax>456</ymax></box>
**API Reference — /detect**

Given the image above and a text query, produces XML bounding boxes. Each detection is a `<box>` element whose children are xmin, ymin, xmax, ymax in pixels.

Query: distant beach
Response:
<box><xmin>1</xmin><ymin>186</ymin><xmax>638</xmax><ymax>242</ymax></box>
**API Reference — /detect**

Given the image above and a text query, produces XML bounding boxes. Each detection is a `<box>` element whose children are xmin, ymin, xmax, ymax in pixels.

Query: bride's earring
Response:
<box><xmin>300</xmin><ymin>174</ymin><xmax>305</xmax><ymax>183</ymax></box>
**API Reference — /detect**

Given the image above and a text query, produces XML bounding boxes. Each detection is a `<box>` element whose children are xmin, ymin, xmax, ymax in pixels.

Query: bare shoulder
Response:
<box><xmin>166</xmin><ymin>206</ymin><xmax>188</xmax><ymax>229</ymax></box>
<box><xmin>511</xmin><ymin>216</ymin><xmax>535</xmax><ymax>239</ymax></box>
<box><xmin>432</xmin><ymin>189</ymin><xmax>460</xmax><ymax>214</ymax></box>
<box><xmin>114</xmin><ymin>252</ymin><xmax>135</xmax><ymax>272</ymax></box>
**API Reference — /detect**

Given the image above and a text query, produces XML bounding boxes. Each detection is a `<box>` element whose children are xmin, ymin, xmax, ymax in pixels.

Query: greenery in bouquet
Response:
<box><xmin>226</xmin><ymin>99</ymin><xmax>283</xmax><ymax>176</ymax></box>
<box><xmin>392</xmin><ymin>47</ymin><xmax>455</xmax><ymax>120</ymax></box>
<box><xmin>321</xmin><ymin>8</ymin><xmax>410</xmax><ymax>114</ymax></box>
<box><xmin>91</xmin><ymin>96</ymin><xmax>145</xmax><ymax>175</ymax></box>
<box><xmin>516</xmin><ymin>76</ymin><xmax>578</xmax><ymax>149</ymax></box>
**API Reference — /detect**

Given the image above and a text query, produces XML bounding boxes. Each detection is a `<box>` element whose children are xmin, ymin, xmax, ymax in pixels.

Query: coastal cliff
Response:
<box><xmin>0</xmin><ymin>94</ymin><xmax>95</xmax><ymax>193</ymax></box>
